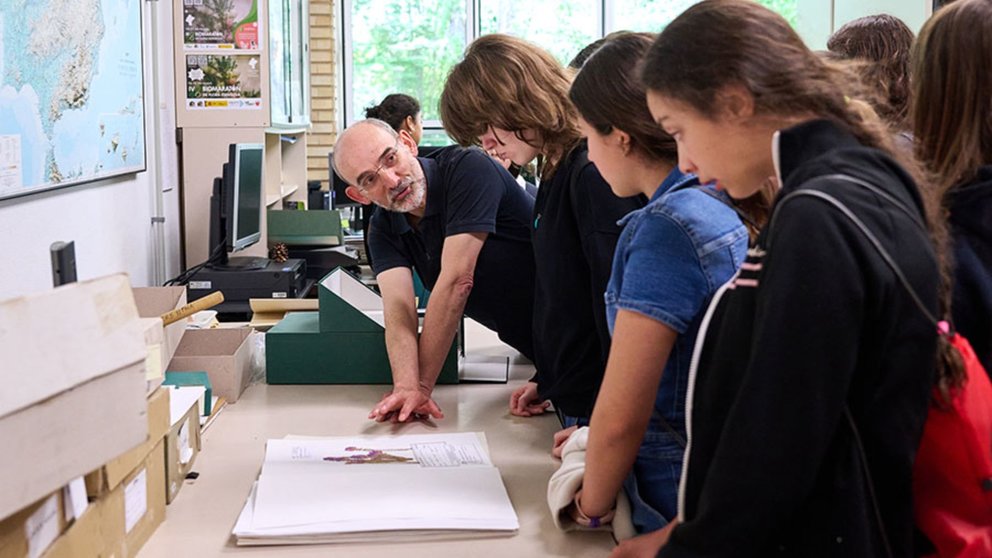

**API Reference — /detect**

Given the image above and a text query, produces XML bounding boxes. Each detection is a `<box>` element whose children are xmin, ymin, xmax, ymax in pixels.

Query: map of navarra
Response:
<box><xmin>0</xmin><ymin>0</ymin><xmax>145</xmax><ymax>200</ymax></box>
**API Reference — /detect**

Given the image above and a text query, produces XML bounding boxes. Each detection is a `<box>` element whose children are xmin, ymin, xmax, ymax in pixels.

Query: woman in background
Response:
<box><xmin>440</xmin><ymin>34</ymin><xmax>643</xmax><ymax>427</ymax></box>
<box><xmin>555</xmin><ymin>32</ymin><xmax>748</xmax><ymax>535</ymax></box>
<box><xmin>912</xmin><ymin>0</ymin><xmax>992</xmax><ymax>372</ymax></box>
<box><xmin>616</xmin><ymin>1</ymin><xmax>944</xmax><ymax>556</ymax></box>
<box><xmin>365</xmin><ymin>93</ymin><xmax>423</xmax><ymax>145</ymax></box>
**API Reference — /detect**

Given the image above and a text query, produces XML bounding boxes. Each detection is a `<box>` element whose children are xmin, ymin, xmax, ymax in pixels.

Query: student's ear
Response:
<box><xmin>398</xmin><ymin>130</ymin><xmax>419</xmax><ymax>156</ymax></box>
<box><xmin>616</xmin><ymin>130</ymin><xmax>632</xmax><ymax>156</ymax></box>
<box><xmin>344</xmin><ymin>185</ymin><xmax>371</xmax><ymax>205</ymax></box>
<box><xmin>717</xmin><ymin>84</ymin><xmax>756</xmax><ymax>122</ymax></box>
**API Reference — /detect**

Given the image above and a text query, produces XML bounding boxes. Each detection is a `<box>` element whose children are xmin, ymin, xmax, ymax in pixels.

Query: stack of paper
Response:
<box><xmin>233</xmin><ymin>432</ymin><xmax>519</xmax><ymax>545</ymax></box>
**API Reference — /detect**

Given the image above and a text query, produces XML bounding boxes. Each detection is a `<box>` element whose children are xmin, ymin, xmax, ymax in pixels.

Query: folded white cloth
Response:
<box><xmin>547</xmin><ymin>426</ymin><xmax>635</xmax><ymax>541</ymax></box>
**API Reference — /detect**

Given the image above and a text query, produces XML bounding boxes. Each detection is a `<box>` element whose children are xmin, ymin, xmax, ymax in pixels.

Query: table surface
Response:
<box><xmin>137</xmin><ymin>322</ymin><xmax>615</xmax><ymax>557</ymax></box>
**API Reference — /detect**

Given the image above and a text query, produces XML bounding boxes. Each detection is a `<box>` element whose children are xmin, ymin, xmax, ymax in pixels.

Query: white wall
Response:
<box><xmin>0</xmin><ymin>1</ymin><xmax>181</xmax><ymax>301</ymax></box>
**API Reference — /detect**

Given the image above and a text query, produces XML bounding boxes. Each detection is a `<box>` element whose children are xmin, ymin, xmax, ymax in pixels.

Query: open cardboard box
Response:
<box><xmin>133</xmin><ymin>287</ymin><xmax>187</xmax><ymax>378</ymax></box>
<box><xmin>0</xmin><ymin>274</ymin><xmax>148</xmax><ymax>522</ymax></box>
<box><xmin>167</xmin><ymin>327</ymin><xmax>255</xmax><ymax>403</ymax></box>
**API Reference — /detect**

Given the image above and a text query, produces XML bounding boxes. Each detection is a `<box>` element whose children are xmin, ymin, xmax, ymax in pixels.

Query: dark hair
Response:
<box><xmin>440</xmin><ymin>34</ymin><xmax>580</xmax><ymax>180</ymax></box>
<box><xmin>827</xmin><ymin>14</ymin><xmax>914</xmax><ymax>129</ymax></box>
<box><xmin>364</xmin><ymin>93</ymin><xmax>420</xmax><ymax>132</ymax></box>
<box><xmin>569</xmin><ymin>32</ymin><xmax>676</xmax><ymax>165</ymax></box>
<box><xmin>568</xmin><ymin>30</ymin><xmax>636</xmax><ymax>70</ymax></box>
<box><xmin>642</xmin><ymin>0</ymin><xmax>961</xmax><ymax>397</ymax></box>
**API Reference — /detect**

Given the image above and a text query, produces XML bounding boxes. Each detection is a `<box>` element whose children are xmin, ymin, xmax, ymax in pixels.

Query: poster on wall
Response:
<box><xmin>183</xmin><ymin>0</ymin><xmax>262</xmax><ymax>50</ymax></box>
<box><xmin>0</xmin><ymin>0</ymin><xmax>146</xmax><ymax>201</ymax></box>
<box><xmin>185</xmin><ymin>54</ymin><xmax>263</xmax><ymax>110</ymax></box>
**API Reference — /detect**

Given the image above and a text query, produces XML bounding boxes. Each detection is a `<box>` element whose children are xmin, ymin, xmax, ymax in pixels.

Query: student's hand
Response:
<box><xmin>486</xmin><ymin>149</ymin><xmax>513</xmax><ymax>170</ymax></box>
<box><xmin>551</xmin><ymin>425</ymin><xmax>579</xmax><ymax>458</ymax></box>
<box><xmin>369</xmin><ymin>387</ymin><xmax>444</xmax><ymax>423</ymax></box>
<box><xmin>509</xmin><ymin>381</ymin><xmax>551</xmax><ymax>417</ymax></box>
<box><xmin>608</xmin><ymin>520</ymin><xmax>678</xmax><ymax>558</ymax></box>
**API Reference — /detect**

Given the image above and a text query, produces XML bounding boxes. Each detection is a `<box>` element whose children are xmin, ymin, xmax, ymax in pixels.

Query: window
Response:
<box><xmin>479</xmin><ymin>0</ymin><xmax>600</xmax><ymax>65</ymax></box>
<box><xmin>341</xmin><ymin>0</ymin><xmax>804</xmax><ymax>139</ymax></box>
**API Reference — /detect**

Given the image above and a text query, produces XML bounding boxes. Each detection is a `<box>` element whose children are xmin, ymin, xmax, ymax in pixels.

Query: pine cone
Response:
<box><xmin>269</xmin><ymin>243</ymin><xmax>289</xmax><ymax>263</ymax></box>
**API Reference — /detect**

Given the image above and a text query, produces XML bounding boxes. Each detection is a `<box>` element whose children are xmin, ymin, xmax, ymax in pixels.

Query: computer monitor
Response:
<box><xmin>207</xmin><ymin>143</ymin><xmax>267</xmax><ymax>270</ymax></box>
<box><xmin>328</xmin><ymin>151</ymin><xmax>358</xmax><ymax>209</ymax></box>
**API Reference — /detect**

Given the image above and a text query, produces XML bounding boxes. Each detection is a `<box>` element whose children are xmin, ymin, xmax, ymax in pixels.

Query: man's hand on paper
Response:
<box><xmin>509</xmin><ymin>381</ymin><xmax>551</xmax><ymax>417</ymax></box>
<box><xmin>551</xmin><ymin>425</ymin><xmax>579</xmax><ymax>458</ymax></box>
<box><xmin>609</xmin><ymin>519</ymin><xmax>678</xmax><ymax>557</ymax></box>
<box><xmin>369</xmin><ymin>387</ymin><xmax>444</xmax><ymax>423</ymax></box>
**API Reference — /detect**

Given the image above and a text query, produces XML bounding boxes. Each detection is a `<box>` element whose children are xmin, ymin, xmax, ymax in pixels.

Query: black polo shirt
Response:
<box><xmin>367</xmin><ymin>146</ymin><xmax>536</xmax><ymax>360</ymax></box>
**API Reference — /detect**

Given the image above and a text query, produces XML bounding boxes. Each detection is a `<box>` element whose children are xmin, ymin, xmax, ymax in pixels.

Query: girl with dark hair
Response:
<box><xmin>553</xmin><ymin>32</ymin><xmax>748</xmax><ymax>535</ymax></box>
<box><xmin>365</xmin><ymin>93</ymin><xmax>423</xmax><ymax>144</ymax></box>
<box><xmin>912</xmin><ymin>0</ymin><xmax>992</xmax><ymax>374</ymax></box>
<box><xmin>616</xmin><ymin>1</ymin><xmax>943</xmax><ymax>556</ymax></box>
<box><xmin>440</xmin><ymin>34</ymin><xmax>643</xmax><ymax>427</ymax></box>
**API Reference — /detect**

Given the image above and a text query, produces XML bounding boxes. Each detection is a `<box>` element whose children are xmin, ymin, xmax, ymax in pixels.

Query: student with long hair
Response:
<box><xmin>440</xmin><ymin>34</ymin><xmax>643</xmax><ymax>426</ymax></box>
<box><xmin>827</xmin><ymin>14</ymin><xmax>915</xmax><ymax>133</ymax></box>
<box><xmin>553</xmin><ymin>32</ymin><xmax>748</xmax><ymax>534</ymax></box>
<box><xmin>912</xmin><ymin>0</ymin><xmax>992</xmax><ymax>373</ymax></box>
<box><xmin>615</xmin><ymin>1</ymin><xmax>943</xmax><ymax>556</ymax></box>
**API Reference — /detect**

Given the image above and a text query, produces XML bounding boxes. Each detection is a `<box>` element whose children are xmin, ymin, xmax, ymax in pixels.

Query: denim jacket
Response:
<box><xmin>605</xmin><ymin>169</ymin><xmax>748</xmax><ymax>430</ymax></box>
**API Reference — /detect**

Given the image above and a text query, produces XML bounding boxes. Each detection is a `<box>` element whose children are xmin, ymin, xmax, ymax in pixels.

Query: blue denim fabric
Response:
<box><xmin>558</xmin><ymin>412</ymin><xmax>590</xmax><ymax>429</ymax></box>
<box><xmin>606</xmin><ymin>169</ymin><xmax>748</xmax><ymax>531</ymax></box>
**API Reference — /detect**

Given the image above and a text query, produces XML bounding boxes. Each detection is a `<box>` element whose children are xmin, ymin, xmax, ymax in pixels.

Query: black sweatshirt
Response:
<box><xmin>530</xmin><ymin>144</ymin><xmax>643</xmax><ymax>418</ymax></box>
<box><xmin>662</xmin><ymin>120</ymin><xmax>939</xmax><ymax>558</ymax></box>
<box><xmin>947</xmin><ymin>166</ymin><xmax>992</xmax><ymax>373</ymax></box>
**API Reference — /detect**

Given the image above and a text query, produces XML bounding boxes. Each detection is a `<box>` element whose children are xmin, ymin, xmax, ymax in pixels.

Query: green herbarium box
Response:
<box><xmin>265</xmin><ymin>267</ymin><xmax>458</xmax><ymax>384</ymax></box>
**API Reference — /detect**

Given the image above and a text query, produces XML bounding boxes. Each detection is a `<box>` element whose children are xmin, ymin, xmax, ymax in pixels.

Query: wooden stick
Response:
<box><xmin>161</xmin><ymin>291</ymin><xmax>225</xmax><ymax>326</ymax></box>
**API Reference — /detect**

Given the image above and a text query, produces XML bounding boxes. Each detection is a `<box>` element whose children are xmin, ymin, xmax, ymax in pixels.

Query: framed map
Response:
<box><xmin>0</xmin><ymin>0</ymin><xmax>146</xmax><ymax>201</ymax></box>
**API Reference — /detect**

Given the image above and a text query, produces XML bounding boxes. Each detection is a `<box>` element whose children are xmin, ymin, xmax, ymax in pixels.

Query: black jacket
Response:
<box><xmin>661</xmin><ymin>120</ymin><xmax>939</xmax><ymax>558</ymax></box>
<box><xmin>947</xmin><ymin>166</ymin><xmax>992</xmax><ymax>373</ymax></box>
<box><xmin>530</xmin><ymin>144</ymin><xmax>643</xmax><ymax>418</ymax></box>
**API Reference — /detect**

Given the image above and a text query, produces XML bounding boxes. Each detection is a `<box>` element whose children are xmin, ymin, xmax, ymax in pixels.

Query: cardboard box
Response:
<box><xmin>0</xmin><ymin>274</ymin><xmax>148</xmax><ymax>521</ymax></box>
<box><xmin>266</xmin><ymin>268</ymin><xmax>458</xmax><ymax>384</ymax></box>
<box><xmin>0</xmin><ymin>491</ymin><xmax>67</xmax><ymax>558</ymax></box>
<box><xmin>167</xmin><ymin>328</ymin><xmax>254</xmax><ymax>403</ymax></box>
<box><xmin>137</xmin><ymin>317</ymin><xmax>167</xmax><ymax>393</ymax></box>
<box><xmin>165</xmin><ymin>398</ymin><xmax>202</xmax><ymax>504</ymax></box>
<box><xmin>132</xmin><ymin>286</ymin><xmax>187</xmax><ymax>369</ymax></box>
<box><xmin>102</xmin><ymin>439</ymin><xmax>167</xmax><ymax>558</ymax></box>
<box><xmin>41</xmin><ymin>499</ymin><xmax>108</xmax><ymax>558</ymax></box>
<box><xmin>85</xmin><ymin>387</ymin><xmax>171</xmax><ymax>498</ymax></box>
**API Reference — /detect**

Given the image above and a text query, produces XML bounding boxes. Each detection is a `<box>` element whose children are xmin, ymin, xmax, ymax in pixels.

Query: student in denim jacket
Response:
<box><xmin>551</xmin><ymin>33</ymin><xmax>749</xmax><ymax>535</ymax></box>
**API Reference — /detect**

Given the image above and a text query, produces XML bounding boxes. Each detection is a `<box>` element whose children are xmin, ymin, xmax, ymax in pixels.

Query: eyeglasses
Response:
<box><xmin>357</xmin><ymin>137</ymin><xmax>401</xmax><ymax>191</ymax></box>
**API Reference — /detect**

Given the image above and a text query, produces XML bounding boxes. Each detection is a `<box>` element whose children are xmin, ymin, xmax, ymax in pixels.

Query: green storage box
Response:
<box><xmin>266</xmin><ymin>267</ymin><xmax>458</xmax><ymax>384</ymax></box>
<box><xmin>267</xmin><ymin>209</ymin><xmax>343</xmax><ymax>246</ymax></box>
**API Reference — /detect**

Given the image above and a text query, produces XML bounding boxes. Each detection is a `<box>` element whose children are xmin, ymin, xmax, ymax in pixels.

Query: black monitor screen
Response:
<box><xmin>328</xmin><ymin>151</ymin><xmax>359</xmax><ymax>209</ymax></box>
<box><xmin>231</xmin><ymin>143</ymin><xmax>264</xmax><ymax>251</ymax></box>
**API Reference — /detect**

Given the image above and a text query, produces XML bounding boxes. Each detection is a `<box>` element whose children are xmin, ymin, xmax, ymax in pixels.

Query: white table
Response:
<box><xmin>138</xmin><ymin>321</ymin><xmax>615</xmax><ymax>557</ymax></box>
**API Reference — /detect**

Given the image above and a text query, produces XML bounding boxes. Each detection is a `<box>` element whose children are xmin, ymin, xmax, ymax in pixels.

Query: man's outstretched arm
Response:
<box><xmin>415</xmin><ymin>232</ymin><xmax>487</xmax><ymax>402</ymax></box>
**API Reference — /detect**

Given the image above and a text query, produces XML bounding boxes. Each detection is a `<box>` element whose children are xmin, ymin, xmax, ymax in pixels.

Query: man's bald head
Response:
<box><xmin>331</xmin><ymin>119</ymin><xmax>398</xmax><ymax>185</ymax></box>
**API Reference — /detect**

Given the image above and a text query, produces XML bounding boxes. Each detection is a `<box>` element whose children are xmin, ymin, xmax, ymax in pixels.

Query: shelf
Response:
<box><xmin>264</xmin><ymin>126</ymin><xmax>309</xmax><ymax>135</ymax></box>
<box><xmin>265</xmin><ymin>184</ymin><xmax>300</xmax><ymax>207</ymax></box>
